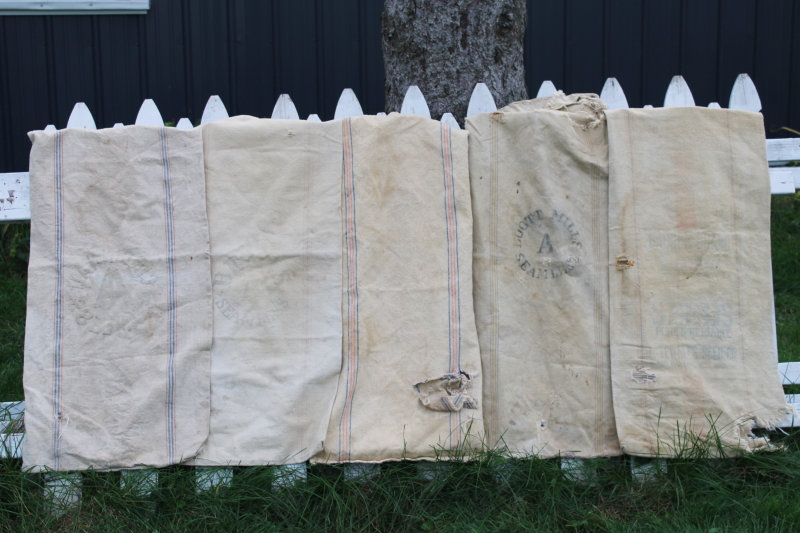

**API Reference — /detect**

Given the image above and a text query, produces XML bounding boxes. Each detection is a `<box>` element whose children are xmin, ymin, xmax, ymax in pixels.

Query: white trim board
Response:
<box><xmin>0</xmin><ymin>1</ymin><xmax>149</xmax><ymax>15</ymax></box>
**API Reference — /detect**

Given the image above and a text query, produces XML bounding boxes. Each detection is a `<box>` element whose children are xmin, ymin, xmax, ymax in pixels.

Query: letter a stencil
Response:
<box><xmin>538</xmin><ymin>233</ymin><xmax>554</xmax><ymax>254</ymax></box>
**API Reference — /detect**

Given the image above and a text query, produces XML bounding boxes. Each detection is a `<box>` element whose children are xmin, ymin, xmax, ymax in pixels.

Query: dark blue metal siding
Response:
<box><xmin>1</xmin><ymin>0</ymin><xmax>798</xmax><ymax>172</ymax></box>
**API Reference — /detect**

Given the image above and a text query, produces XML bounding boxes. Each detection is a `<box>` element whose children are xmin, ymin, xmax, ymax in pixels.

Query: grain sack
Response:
<box><xmin>24</xmin><ymin>127</ymin><xmax>213</xmax><ymax>471</ymax></box>
<box><xmin>606</xmin><ymin>107</ymin><xmax>791</xmax><ymax>456</ymax></box>
<box><xmin>467</xmin><ymin>92</ymin><xmax>621</xmax><ymax>458</ymax></box>
<box><xmin>315</xmin><ymin>114</ymin><xmax>483</xmax><ymax>463</ymax></box>
<box><xmin>194</xmin><ymin>116</ymin><xmax>343</xmax><ymax>465</ymax></box>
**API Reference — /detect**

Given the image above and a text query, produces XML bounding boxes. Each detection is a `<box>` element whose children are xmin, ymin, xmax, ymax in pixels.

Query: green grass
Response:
<box><xmin>1</xmin><ymin>196</ymin><xmax>800</xmax><ymax>532</ymax></box>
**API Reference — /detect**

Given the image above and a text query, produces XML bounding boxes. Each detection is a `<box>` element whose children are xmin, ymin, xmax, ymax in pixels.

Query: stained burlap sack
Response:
<box><xmin>467</xmin><ymin>92</ymin><xmax>621</xmax><ymax>458</ymax></box>
<box><xmin>315</xmin><ymin>114</ymin><xmax>483</xmax><ymax>463</ymax></box>
<box><xmin>606</xmin><ymin>107</ymin><xmax>791</xmax><ymax>456</ymax></box>
<box><xmin>24</xmin><ymin>127</ymin><xmax>213</xmax><ymax>471</ymax></box>
<box><xmin>194</xmin><ymin>116</ymin><xmax>343</xmax><ymax>465</ymax></box>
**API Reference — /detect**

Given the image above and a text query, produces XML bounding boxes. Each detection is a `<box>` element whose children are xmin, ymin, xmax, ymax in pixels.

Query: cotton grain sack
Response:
<box><xmin>24</xmin><ymin>126</ymin><xmax>213</xmax><ymax>471</ymax></box>
<box><xmin>467</xmin><ymin>92</ymin><xmax>621</xmax><ymax>458</ymax></box>
<box><xmin>606</xmin><ymin>107</ymin><xmax>791</xmax><ymax>456</ymax></box>
<box><xmin>315</xmin><ymin>114</ymin><xmax>483</xmax><ymax>463</ymax></box>
<box><xmin>194</xmin><ymin>116</ymin><xmax>343</xmax><ymax>465</ymax></box>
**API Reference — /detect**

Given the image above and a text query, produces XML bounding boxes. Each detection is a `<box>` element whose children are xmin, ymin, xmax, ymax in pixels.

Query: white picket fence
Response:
<box><xmin>2</xmin><ymin>73</ymin><xmax>800</xmax><ymax>506</ymax></box>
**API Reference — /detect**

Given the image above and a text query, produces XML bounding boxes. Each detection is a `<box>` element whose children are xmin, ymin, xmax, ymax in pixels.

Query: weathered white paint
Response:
<box><xmin>66</xmin><ymin>102</ymin><xmax>97</xmax><ymax>129</ymax></box>
<box><xmin>440</xmin><ymin>112</ymin><xmax>460</xmax><ymax>129</ymax></box>
<box><xmin>729</xmin><ymin>73</ymin><xmax>762</xmax><ymax>112</ymax></box>
<box><xmin>779</xmin><ymin>362</ymin><xmax>800</xmax><ymax>385</ymax></box>
<box><xmin>599</xmin><ymin>77</ymin><xmax>629</xmax><ymax>110</ymax></box>
<box><xmin>271</xmin><ymin>94</ymin><xmax>300</xmax><ymax>120</ymax></box>
<box><xmin>44</xmin><ymin>472</ymin><xmax>81</xmax><ymax>516</ymax></box>
<box><xmin>536</xmin><ymin>80</ymin><xmax>557</xmax><ymax>98</ymax></box>
<box><xmin>0</xmin><ymin>401</ymin><xmax>24</xmax><ymax>459</ymax></box>
<box><xmin>200</xmin><ymin>95</ymin><xmax>229</xmax><ymax>125</ymax></box>
<box><xmin>708</xmin><ymin>102</ymin><xmax>722</xmax><ymax>109</ymax></box>
<box><xmin>273</xmin><ymin>463</ymin><xmax>307</xmax><ymax>490</ymax></box>
<box><xmin>307</xmin><ymin>114</ymin><xmax>322</xmax><ymax>122</ymax></box>
<box><xmin>766</xmin><ymin>138</ymin><xmax>800</xmax><ymax>164</ymax></box>
<box><xmin>196</xmin><ymin>467</ymin><xmax>233</xmax><ymax>493</ymax></box>
<box><xmin>0</xmin><ymin>172</ymin><xmax>30</xmax><ymax>222</ymax></box>
<box><xmin>629</xmin><ymin>456</ymin><xmax>666</xmax><ymax>483</ymax></box>
<box><xmin>560</xmin><ymin>457</ymin><xmax>596</xmax><ymax>484</ymax></box>
<box><xmin>333</xmin><ymin>88</ymin><xmax>364</xmax><ymax>119</ymax></box>
<box><xmin>416</xmin><ymin>462</ymin><xmax>450</xmax><ymax>481</ymax></box>
<box><xmin>0</xmin><ymin>1</ymin><xmax>149</xmax><ymax>15</ymax></box>
<box><xmin>343</xmin><ymin>463</ymin><xmax>381</xmax><ymax>481</ymax></box>
<box><xmin>466</xmin><ymin>82</ymin><xmax>497</xmax><ymax>117</ymax></box>
<box><xmin>663</xmin><ymin>75</ymin><xmax>696</xmax><ymax>108</ymax></box>
<box><xmin>770</xmin><ymin>168</ymin><xmax>799</xmax><ymax>194</ymax></box>
<box><xmin>120</xmin><ymin>469</ymin><xmax>158</xmax><ymax>496</ymax></box>
<box><xmin>44</xmin><ymin>124</ymin><xmax>56</xmax><ymax>131</ymax></box>
<box><xmin>176</xmin><ymin>118</ymin><xmax>193</xmax><ymax>130</ymax></box>
<box><xmin>134</xmin><ymin>99</ymin><xmax>165</xmax><ymax>127</ymax></box>
<box><xmin>400</xmin><ymin>85</ymin><xmax>431</xmax><ymax>119</ymax></box>
<box><xmin>779</xmin><ymin>394</ymin><xmax>800</xmax><ymax>427</ymax></box>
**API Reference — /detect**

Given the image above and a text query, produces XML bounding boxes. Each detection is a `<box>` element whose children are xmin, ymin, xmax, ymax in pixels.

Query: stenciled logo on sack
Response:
<box><xmin>514</xmin><ymin>209</ymin><xmax>583</xmax><ymax>280</ymax></box>
<box><xmin>212</xmin><ymin>256</ymin><xmax>288</xmax><ymax>330</ymax></box>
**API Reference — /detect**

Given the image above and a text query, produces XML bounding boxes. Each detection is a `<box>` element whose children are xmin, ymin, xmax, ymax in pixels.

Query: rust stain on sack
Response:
<box><xmin>616</xmin><ymin>255</ymin><xmax>635</xmax><ymax>271</ymax></box>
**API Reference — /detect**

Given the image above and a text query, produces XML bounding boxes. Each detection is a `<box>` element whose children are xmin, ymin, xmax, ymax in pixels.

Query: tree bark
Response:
<box><xmin>382</xmin><ymin>0</ymin><xmax>527</xmax><ymax>123</ymax></box>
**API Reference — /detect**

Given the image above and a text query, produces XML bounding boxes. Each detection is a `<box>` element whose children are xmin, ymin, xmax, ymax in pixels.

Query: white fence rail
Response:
<box><xmin>1</xmin><ymin>73</ymin><xmax>799</xmax><ymax>507</ymax></box>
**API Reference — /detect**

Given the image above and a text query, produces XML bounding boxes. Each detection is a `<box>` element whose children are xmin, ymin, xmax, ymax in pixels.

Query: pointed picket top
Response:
<box><xmin>644</xmin><ymin>105</ymin><xmax>654</xmax><ymax>109</ymax></box>
<box><xmin>271</xmin><ymin>94</ymin><xmax>300</xmax><ymax>120</ymax></box>
<box><xmin>729</xmin><ymin>73</ymin><xmax>761</xmax><ymax>112</ymax></box>
<box><xmin>377</xmin><ymin>112</ymin><xmax>387</xmax><ymax>116</ymax></box>
<box><xmin>113</xmin><ymin>123</ymin><xmax>124</xmax><ymax>128</ymax></box>
<box><xmin>135</xmin><ymin>99</ymin><xmax>165</xmax><ymax>127</ymax></box>
<box><xmin>400</xmin><ymin>86</ymin><xmax>431</xmax><ymax>119</ymax></box>
<box><xmin>440</xmin><ymin>113</ymin><xmax>461</xmax><ymax>129</ymax></box>
<box><xmin>599</xmin><ymin>78</ymin><xmax>629</xmax><ymax>109</ymax></box>
<box><xmin>466</xmin><ymin>83</ymin><xmax>497</xmax><ymax>117</ymax></box>
<box><xmin>333</xmin><ymin>88</ymin><xmax>364</xmax><ymax>119</ymax></box>
<box><xmin>44</xmin><ymin>124</ymin><xmax>56</xmax><ymax>131</ymax></box>
<box><xmin>536</xmin><ymin>80</ymin><xmax>557</xmax><ymax>98</ymax></box>
<box><xmin>200</xmin><ymin>96</ymin><xmax>229</xmax><ymax>125</ymax></box>
<box><xmin>176</xmin><ymin>118</ymin><xmax>193</xmax><ymax>130</ymax></box>
<box><xmin>307</xmin><ymin>114</ymin><xmax>322</xmax><ymax>122</ymax></box>
<box><xmin>66</xmin><ymin>102</ymin><xmax>97</xmax><ymax>130</ymax></box>
<box><xmin>708</xmin><ymin>102</ymin><xmax>722</xmax><ymax>109</ymax></box>
<box><xmin>663</xmin><ymin>76</ymin><xmax>696</xmax><ymax>107</ymax></box>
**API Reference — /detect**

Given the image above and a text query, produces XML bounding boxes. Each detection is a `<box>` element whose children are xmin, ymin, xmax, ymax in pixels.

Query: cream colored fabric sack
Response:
<box><xmin>24</xmin><ymin>127</ymin><xmax>213</xmax><ymax>471</ymax></box>
<box><xmin>606</xmin><ymin>107</ymin><xmax>791</xmax><ymax>456</ymax></box>
<box><xmin>195</xmin><ymin>116</ymin><xmax>343</xmax><ymax>465</ymax></box>
<box><xmin>467</xmin><ymin>92</ymin><xmax>621</xmax><ymax>458</ymax></box>
<box><xmin>315</xmin><ymin>114</ymin><xmax>483</xmax><ymax>463</ymax></box>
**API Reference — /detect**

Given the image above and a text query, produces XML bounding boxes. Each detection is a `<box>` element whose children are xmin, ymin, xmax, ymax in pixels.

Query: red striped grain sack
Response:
<box><xmin>467</xmin><ymin>92</ymin><xmax>621</xmax><ymax>458</ymax></box>
<box><xmin>24</xmin><ymin>127</ymin><xmax>213</xmax><ymax>471</ymax></box>
<box><xmin>315</xmin><ymin>114</ymin><xmax>483</xmax><ymax>463</ymax></box>
<box><xmin>194</xmin><ymin>116</ymin><xmax>343</xmax><ymax>465</ymax></box>
<box><xmin>606</xmin><ymin>108</ymin><xmax>791</xmax><ymax>456</ymax></box>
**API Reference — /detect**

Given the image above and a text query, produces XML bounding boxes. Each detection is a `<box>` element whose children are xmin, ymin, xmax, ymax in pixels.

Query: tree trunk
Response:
<box><xmin>382</xmin><ymin>0</ymin><xmax>527</xmax><ymax>123</ymax></box>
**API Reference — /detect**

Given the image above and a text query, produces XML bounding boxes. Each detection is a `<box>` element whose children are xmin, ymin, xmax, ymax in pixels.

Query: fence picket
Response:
<box><xmin>307</xmin><ymin>114</ymin><xmax>322</xmax><ymax>122</ymax></box>
<box><xmin>196</xmin><ymin>467</ymin><xmax>233</xmax><ymax>493</ymax></box>
<box><xmin>272</xmin><ymin>94</ymin><xmax>300</xmax><ymax>120</ymax></box>
<box><xmin>176</xmin><ymin>118</ymin><xmax>193</xmax><ymax>130</ymax></box>
<box><xmin>201</xmin><ymin>96</ymin><xmax>229</xmax><ymax>125</ymax></box>
<box><xmin>273</xmin><ymin>463</ymin><xmax>307</xmax><ymax>490</ymax></box>
<box><xmin>536</xmin><ymin>80</ymin><xmax>557</xmax><ymax>98</ymax></box>
<box><xmin>599</xmin><ymin>78</ymin><xmax>629</xmax><ymax>110</ymax></box>
<box><xmin>44</xmin><ymin>125</ymin><xmax>56</xmax><ymax>131</ymax></box>
<box><xmin>120</xmin><ymin>469</ymin><xmax>157</xmax><ymax>496</ymax></box>
<box><xmin>400</xmin><ymin>86</ymin><xmax>431</xmax><ymax>118</ymax></box>
<box><xmin>729</xmin><ymin>73</ymin><xmax>762</xmax><ymax>112</ymax></box>
<box><xmin>644</xmin><ymin>105</ymin><xmax>654</xmax><ymax>109</ymax></box>
<box><xmin>135</xmin><ymin>99</ymin><xmax>165</xmax><ymax>127</ymax></box>
<box><xmin>466</xmin><ymin>83</ymin><xmax>496</xmax><ymax>117</ymax></box>
<box><xmin>708</xmin><ymin>102</ymin><xmax>722</xmax><ymax>108</ymax></box>
<box><xmin>663</xmin><ymin>76</ymin><xmax>695</xmax><ymax>108</ymax></box>
<box><xmin>44</xmin><ymin>472</ymin><xmax>81</xmax><ymax>516</ymax></box>
<box><xmin>377</xmin><ymin>112</ymin><xmax>387</xmax><ymax>116</ymax></box>
<box><xmin>66</xmin><ymin>102</ymin><xmax>97</xmax><ymax>130</ymax></box>
<box><xmin>113</xmin><ymin>123</ymin><xmax>124</xmax><ymax>128</ymax></box>
<box><xmin>440</xmin><ymin>112</ymin><xmax>460</xmax><ymax>129</ymax></box>
<box><xmin>334</xmin><ymin>88</ymin><xmax>364</xmax><ymax>119</ymax></box>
